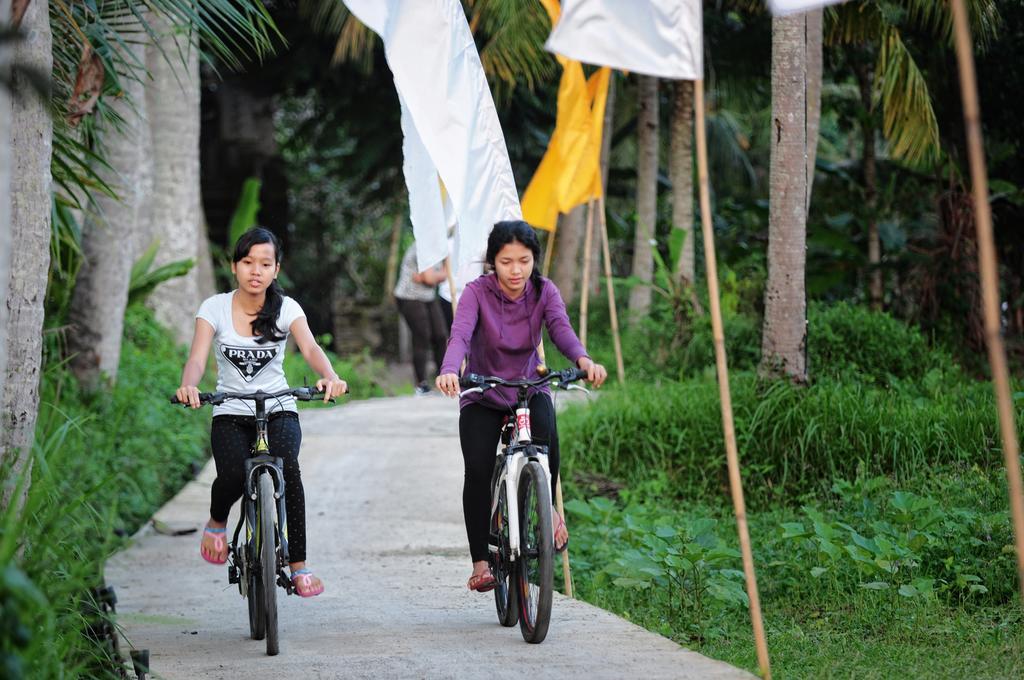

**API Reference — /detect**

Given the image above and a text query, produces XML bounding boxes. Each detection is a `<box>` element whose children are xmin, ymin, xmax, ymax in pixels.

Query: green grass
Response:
<box><xmin>558</xmin><ymin>370</ymin><xmax>1020</xmax><ymax>502</ymax></box>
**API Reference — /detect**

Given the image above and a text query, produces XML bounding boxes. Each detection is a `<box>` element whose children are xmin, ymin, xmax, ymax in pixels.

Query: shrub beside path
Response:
<box><xmin>107</xmin><ymin>394</ymin><xmax>753</xmax><ymax>679</ymax></box>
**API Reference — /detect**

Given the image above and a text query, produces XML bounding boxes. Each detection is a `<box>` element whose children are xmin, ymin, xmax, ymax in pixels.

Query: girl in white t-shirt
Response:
<box><xmin>175</xmin><ymin>227</ymin><xmax>347</xmax><ymax>598</ymax></box>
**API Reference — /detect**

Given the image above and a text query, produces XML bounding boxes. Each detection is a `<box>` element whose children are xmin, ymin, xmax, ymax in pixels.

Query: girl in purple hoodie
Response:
<box><xmin>436</xmin><ymin>220</ymin><xmax>608</xmax><ymax>592</ymax></box>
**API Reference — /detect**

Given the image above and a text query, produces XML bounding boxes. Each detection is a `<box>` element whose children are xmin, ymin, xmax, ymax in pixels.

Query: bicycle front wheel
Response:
<box><xmin>258</xmin><ymin>472</ymin><xmax>280</xmax><ymax>656</ymax></box>
<box><xmin>247</xmin><ymin>507</ymin><xmax>266</xmax><ymax>641</ymax></box>
<box><xmin>492</xmin><ymin>480</ymin><xmax>518</xmax><ymax>627</ymax></box>
<box><xmin>517</xmin><ymin>460</ymin><xmax>553</xmax><ymax>643</ymax></box>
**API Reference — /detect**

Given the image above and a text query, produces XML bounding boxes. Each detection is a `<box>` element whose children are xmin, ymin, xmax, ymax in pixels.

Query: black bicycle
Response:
<box><xmin>459</xmin><ymin>367</ymin><xmax>588</xmax><ymax>643</ymax></box>
<box><xmin>170</xmin><ymin>386</ymin><xmax>332</xmax><ymax>656</ymax></box>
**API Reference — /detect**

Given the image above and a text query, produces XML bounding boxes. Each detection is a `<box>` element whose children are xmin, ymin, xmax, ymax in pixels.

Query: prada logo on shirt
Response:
<box><xmin>222</xmin><ymin>345</ymin><xmax>277</xmax><ymax>382</ymax></box>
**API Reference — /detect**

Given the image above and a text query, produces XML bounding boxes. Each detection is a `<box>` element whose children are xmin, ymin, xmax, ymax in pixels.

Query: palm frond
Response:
<box><xmin>825</xmin><ymin>2</ymin><xmax>885</xmax><ymax>46</ymax></box>
<box><xmin>470</xmin><ymin>0</ymin><xmax>555</xmax><ymax>94</ymax></box>
<box><xmin>300</xmin><ymin>0</ymin><xmax>555</xmax><ymax>93</ymax></box>
<box><xmin>332</xmin><ymin>14</ymin><xmax>377</xmax><ymax>70</ymax></box>
<box><xmin>42</xmin><ymin>0</ymin><xmax>282</xmax><ymax>286</ymax></box>
<box><xmin>296</xmin><ymin>0</ymin><xmax>378</xmax><ymax>69</ymax></box>
<box><xmin>900</xmin><ymin>0</ymin><xmax>1001</xmax><ymax>49</ymax></box>
<box><xmin>706</xmin><ymin>107</ymin><xmax>758</xmax><ymax>190</ymax></box>
<box><xmin>875</xmin><ymin>27</ymin><xmax>939</xmax><ymax>167</ymax></box>
<box><xmin>299</xmin><ymin>0</ymin><xmax>353</xmax><ymax>39</ymax></box>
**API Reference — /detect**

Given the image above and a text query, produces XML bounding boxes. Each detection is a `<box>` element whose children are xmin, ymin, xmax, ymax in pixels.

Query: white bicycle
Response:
<box><xmin>459</xmin><ymin>367</ymin><xmax>588</xmax><ymax>643</ymax></box>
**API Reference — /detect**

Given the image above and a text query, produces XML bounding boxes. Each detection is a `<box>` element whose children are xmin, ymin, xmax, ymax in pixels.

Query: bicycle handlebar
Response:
<box><xmin>458</xmin><ymin>367</ymin><xmax>588</xmax><ymax>391</ymax></box>
<box><xmin>170</xmin><ymin>386</ymin><xmax>344</xmax><ymax>407</ymax></box>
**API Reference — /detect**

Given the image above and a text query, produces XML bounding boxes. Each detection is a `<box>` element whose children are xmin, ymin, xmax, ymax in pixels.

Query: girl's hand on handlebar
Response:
<box><xmin>577</xmin><ymin>357</ymin><xmax>607</xmax><ymax>388</ymax></box>
<box><xmin>316</xmin><ymin>376</ymin><xmax>348</xmax><ymax>402</ymax></box>
<box><xmin>436</xmin><ymin>373</ymin><xmax>460</xmax><ymax>397</ymax></box>
<box><xmin>176</xmin><ymin>385</ymin><xmax>202</xmax><ymax>409</ymax></box>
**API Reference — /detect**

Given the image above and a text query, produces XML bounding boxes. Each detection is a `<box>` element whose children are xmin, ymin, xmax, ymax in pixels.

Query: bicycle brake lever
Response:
<box><xmin>566</xmin><ymin>384</ymin><xmax>591</xmax><ymax>394</ymax></box>
<box><xmin>458</xmin><ymin>386</ymin><xmax>486</xmax><ymax>398</ymax></box>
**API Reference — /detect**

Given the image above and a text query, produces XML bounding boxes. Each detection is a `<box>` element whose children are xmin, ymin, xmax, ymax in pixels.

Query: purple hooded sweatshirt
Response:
<box><xmin>440</xmin><ymin>273</ymin><xmax>589</xmax><ymax>410</ymax></box>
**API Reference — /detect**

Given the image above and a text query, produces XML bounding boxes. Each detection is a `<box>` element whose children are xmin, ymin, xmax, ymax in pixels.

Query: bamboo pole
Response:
<box><xmin>555</xmin><ymin>473</ymin><xmax>573</xmax><ymax>597</ymax></box>
<box><xmin>579</xmin><ymin>199</ymin><xmax>597</xmax><ymax>346</ymax></box>
<box><xmin>532</xmin><ymin>255</ymin><xmax>573</xmax><ymax>594</ymax></box>
<box><xmin>950</xmin><ymin>0</ymin><xmax>1024</xmax><ymax>603</ymax></box>
<box><xmin>598</xmin><ymin>195</ymin><xmax>625</xmax><ymax>384</ymax></box>
<box><xmin>542</xmin><ymin>227</ymin><xmax>556</xmax><ymax>277</ymax></box>
<box><xmin>695</xmin><ymin>78</ymin><xmax>771</xmax><ymax>679</ymax></box>
<box><xmin>445</xmin><ymin>256</ymin><xmax>458</xmax><ymax>317</ymax></box>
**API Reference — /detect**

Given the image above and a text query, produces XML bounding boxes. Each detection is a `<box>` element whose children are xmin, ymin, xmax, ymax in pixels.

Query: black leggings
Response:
<box><xmin>210</xmin><ymin>413</ymin><xmax>307</xmax><ymax>562</ymax></box>
<box><xmin>396</xmin><ymin>297</ymin><xmax>448</xmax><ymax>384</ymax></box>
<box><xmin>459</xmin><ymin>393</ymin><xmax>559</xmax><ymax>563</ymax></box>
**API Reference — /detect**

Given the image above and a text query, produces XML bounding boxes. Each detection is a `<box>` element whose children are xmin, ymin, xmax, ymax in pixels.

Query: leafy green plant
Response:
<box><xmin>127</xmin><ymin>241</ymin><xmax>196</xmax><ymax>305</ymax></box>
<box><xmin>566</xmin><ymin>498</ymin><xmax>747</xmax><ymax>641</ymax></box>
<box><xmin>808</xmin><ymin>301</ymin><xmax>951</xmax><ymax>385</ymax></box>
<box><xmin>779</xmin><ymin>482</ymin><xmax>1011</xmax><ymax>606</ymax></box>
<box><xmin>283</xmin><ymin>346</ymin><xmax>391</xmax><ymax>400</ymax></box>
<box><xmin>227</xmin><ymin>177</ymin><xmax>263</xmax><ymax>247</ymax></box>
<box><xmin>561</xmin><ymin>464</ymin><xmax>1022</xmax><ymax>677</ymax></box>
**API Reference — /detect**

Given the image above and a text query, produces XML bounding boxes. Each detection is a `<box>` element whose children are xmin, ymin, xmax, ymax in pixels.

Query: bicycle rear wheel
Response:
<box><xmin>492</xmin><ymin>480</ymin><xmax>519</xmax><ymax>627</ymax></box>
<box><xmin>258</xmin><ymin>472</ymin><xmax>280</xmax><ymax>656</ymax></box>
<box><xmin>517</xmin><ymin>460</ymin><xmax>553</xmax><ymax>643</ymax></box>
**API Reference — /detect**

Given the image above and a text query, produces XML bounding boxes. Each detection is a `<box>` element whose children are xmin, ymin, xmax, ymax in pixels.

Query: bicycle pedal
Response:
<box><xmin>227</xmin><ymin>565</ymin><xmax>239</xmax><ymax>584</ymax></box>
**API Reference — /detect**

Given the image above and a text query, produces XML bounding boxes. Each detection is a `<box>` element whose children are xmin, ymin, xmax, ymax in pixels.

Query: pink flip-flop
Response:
<box><xmin>200</xmin><ymin>527</ymin><xmax>227</xmax><ymax>564</ymax></box>
<box><xmin>554</xmin><ymin>513</ymin><xmax>570</xmax><ymax>554</ymax></box>
<box><xmin>291</xmin><ymin>569</ymin><xmax>325</xmax><ymax>598</ymax></box>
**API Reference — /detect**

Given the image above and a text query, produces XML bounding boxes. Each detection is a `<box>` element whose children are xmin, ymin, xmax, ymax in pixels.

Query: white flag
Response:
<box><xmin>343</xmin><ymin>0</ymin><xmax>521</xmax><ymax>274</ymax></box>
<box><xmin>768</xmin><ymin>0</ymin><xmax>849</xmax><ymax>15</ymax></box>
<box><xmin>545</xmin><ymin>0</ymin><xmax>703</xmax><ymax>80</ymax></box>
<box><xmin>398</xmin><ymin>97</ymin><xmax>448</xmax><ymax>272</ymax></box>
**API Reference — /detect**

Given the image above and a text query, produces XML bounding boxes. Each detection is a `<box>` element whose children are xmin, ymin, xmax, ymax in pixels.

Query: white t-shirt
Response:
<box><xmin>196</xmin><ymin>291</ymin><xmax>306</xmax><ymax>417</ymax></box>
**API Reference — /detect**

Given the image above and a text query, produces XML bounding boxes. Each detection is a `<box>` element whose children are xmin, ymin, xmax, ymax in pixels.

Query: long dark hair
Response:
<box><xmin>486</xmin><ymin>220</ymin><xmax>544</xmax><ymax>300</ymax></box>
<box><xmin>233</xmin><ymin>227</ymin><xmax>286</xmax><ymax>344</ymax></box>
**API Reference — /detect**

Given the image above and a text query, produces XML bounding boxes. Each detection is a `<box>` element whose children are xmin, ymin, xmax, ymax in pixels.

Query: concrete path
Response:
<box><xmin>107</xmin><ymin>395</ymin><xmax>753</xmax><ymax>679</ymax></box>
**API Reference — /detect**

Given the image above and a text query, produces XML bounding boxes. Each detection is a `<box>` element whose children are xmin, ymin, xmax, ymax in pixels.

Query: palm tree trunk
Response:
<box><xmin>762</xmin><ymin>13</ymin><xmax>808</xmax><ymax>382</ymax></box>
<box><xmin>143</xmin><ymin>16</ymin><xmax>204</xmax><ymax>343</ymax></box>
<box><xmin>670</xmin><ymin>79</ymin><xmax>695</xmax><ymax>286</ymax></box>
<box><xmin>856</xmin><ymin>61</ymin><xmax>882</xmax><ymax>309</ymax></box>
<box><xmin>806</xmin><ymin>9</ymin><xmax>822</xmax><ymax>211</ymax></box>
<box><xmin>0</xmin><ymin>0</ymin><xmax>13</xmax><ymax>403</ymax></box>
<box><xmin>589</xmin><ymin>73</ymin><xmax>616</xmax><ymax>298</ymax></box>
<box><xmin>195</xmin><ymin>214</ymin><xmax>217</xmax><ymax>300</ymax></box>
<box><xmin>629</xmin><ymin>75</ymin><xmax>659</xmax><ymax>324</ymax></box>
<box><xmin>67</xmin><ymin>36</ymin><xmax>148</xmax><ymax>389</ymax></box>
<box><xmin>1</xmin><ymin>0</ymin><xmax>52</xmax><ymax>504</ymax></box>
<box><xmin>552</xmin><ymin>204</ymin><xmax>585</xmax><ymax>304</ymax></box>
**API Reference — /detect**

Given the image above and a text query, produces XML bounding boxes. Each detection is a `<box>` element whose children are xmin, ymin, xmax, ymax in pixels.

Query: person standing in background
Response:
<box><xmin>394</xmin><ymin>244</ymin><xmax>449</xmax><ymax>394</ymax></box>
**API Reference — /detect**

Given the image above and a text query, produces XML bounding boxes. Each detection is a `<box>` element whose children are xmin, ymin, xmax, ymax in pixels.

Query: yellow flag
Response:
<box><xmin>521</xmin><ymin>1</ymin><xmax>610</xmax><ymax>231</ymax></box>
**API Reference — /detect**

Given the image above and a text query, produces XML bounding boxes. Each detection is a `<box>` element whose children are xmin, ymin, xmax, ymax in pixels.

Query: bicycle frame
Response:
<box><xmin>229</xmin><ymin>395</ymin><xmax>294</xmax><ymax>596</ymax></box>
<box><xmin>488</xmin><ymin>388</ymin><xmax>553</xmax><ymax>563</ymax></box>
